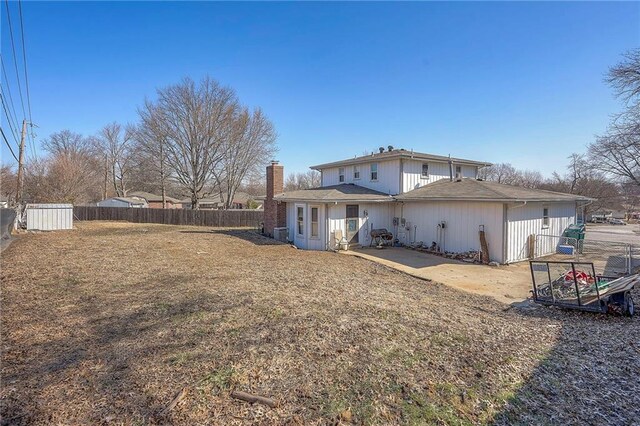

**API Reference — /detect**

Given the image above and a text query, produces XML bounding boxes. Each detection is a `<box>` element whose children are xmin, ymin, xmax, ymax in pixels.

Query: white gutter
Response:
<box><xmin>509</xmin><ymin>201</ymin><xmax>528</xmax><ymax>210</ymax></box>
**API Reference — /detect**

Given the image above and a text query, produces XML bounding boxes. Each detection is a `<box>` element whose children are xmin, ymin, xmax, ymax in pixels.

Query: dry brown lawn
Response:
<box><xmin>1</xmin><ymin>221</ymin><xmax>638</xmax><ymax>425</ymax></box>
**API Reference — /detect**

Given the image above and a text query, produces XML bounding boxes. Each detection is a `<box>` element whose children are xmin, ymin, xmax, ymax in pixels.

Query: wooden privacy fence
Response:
<box><xmin>74</xmin><ymin>206</ymin><xmax>264</xmax><ymax>228</ymax></box>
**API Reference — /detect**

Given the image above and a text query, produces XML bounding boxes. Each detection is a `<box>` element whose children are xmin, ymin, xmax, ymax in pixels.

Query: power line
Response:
<box><xmin>0</xmin><ymin>127</ymin><xmax>19</xmax><ymax>162</ymax></box>
<box><xmin>0</xmin><ymin>56</ymin><xmax>22</xmax><ymax>142</ymax></box>
<box><xmin>17</xmin><ymin>0</ymin><xmax>36</xmax><ymax>159</ymax></box>
<box><xmin>0</xmin><ymin>90</ymin><xmax>21</xmax><ymax>145</ymax></box>
<box><xmin>3</xmin><ymin>0</ymin><xmax>26</xmax><ymax>118</ymax></box>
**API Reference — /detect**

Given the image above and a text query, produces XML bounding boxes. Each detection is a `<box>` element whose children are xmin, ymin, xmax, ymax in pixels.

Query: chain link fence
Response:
<box><xmin>534</xmin><ymin>234</ymin><xmax>638</xmax><ymax>276</ymax></box>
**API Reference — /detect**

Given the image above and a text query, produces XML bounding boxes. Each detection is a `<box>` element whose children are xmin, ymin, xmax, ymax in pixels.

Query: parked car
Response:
<box><xmin>609</xmin><ymin>219</ymin><xmax>627</xmax><ymax>225</ymax></box>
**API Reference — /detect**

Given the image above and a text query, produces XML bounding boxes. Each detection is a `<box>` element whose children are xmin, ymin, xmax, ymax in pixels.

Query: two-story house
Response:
<box><xmin>264</xmin><ymin>148</ymin><xmax>592</xmax><ymax>263</ymax></box>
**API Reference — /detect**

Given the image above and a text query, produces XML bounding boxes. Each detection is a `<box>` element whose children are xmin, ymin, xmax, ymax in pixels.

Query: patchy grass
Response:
<box><xmin>1</xmin><ymin>221</ymin><xmax>638</xmax><ymax>425</ymax></box>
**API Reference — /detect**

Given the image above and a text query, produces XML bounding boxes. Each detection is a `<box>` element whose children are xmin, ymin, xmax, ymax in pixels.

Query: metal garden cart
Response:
<box><xmin>530</xmin><ymin>261</ymin><xmax>637</xmax><ymax>316</ymax></box>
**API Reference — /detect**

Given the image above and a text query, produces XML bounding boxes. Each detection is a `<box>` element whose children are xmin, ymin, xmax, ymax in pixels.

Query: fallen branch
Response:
<box><xmin>159</xmin><ymin>387</ymin><xmax>188</xmax><ymax>416</ymax></box>
<box><xmin>231</xmin><ymin>390</ymin><xmax>276</xmax><ymax>408</ymax></box>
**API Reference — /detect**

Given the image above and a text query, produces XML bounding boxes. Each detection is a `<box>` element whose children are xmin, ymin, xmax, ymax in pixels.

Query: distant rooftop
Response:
<box><xmin>310</xmin><ymin>148</ymin><xmax>491</xmax><ymax>170</ymax></box>
<box><xmin>129</xmin><ymin>191</ymin><xmax>181</xmax><ymax>203</ymax></box>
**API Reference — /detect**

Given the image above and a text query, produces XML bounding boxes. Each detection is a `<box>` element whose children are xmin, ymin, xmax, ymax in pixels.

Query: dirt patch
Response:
<box><xmin>1</xmin><ymin>221</ymin><xmax>638</xmax><ymax>425</ymax></box>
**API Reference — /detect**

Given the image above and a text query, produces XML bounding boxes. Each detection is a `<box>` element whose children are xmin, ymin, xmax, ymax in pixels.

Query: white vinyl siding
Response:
<box><xmin>506</xmin><ymin>201</ymin><xmax>576</xmax><ymax>263</ymax></box>
<box><xmin>398</xmin><ymin>201</ymin><xmax>505</xmax><ymax>262</ymax></box>
<box><xmin>327</xmin><ymin>202</ymin><xmax>395</xmax><ymax>249</ymax></box>
<box><xmin>287</xmin><ymin>202</ymin><xmax>326</xmax><ymax>250</ymax></box>
<box><xmin>402</xmin><ymin>160</ymin><xmax>478</xmax><ymax>193</ymax></box>
<box><xmin>321</xmin><ymin>159</ymin><xmax>401</xmax><ymax>195</ymax></box>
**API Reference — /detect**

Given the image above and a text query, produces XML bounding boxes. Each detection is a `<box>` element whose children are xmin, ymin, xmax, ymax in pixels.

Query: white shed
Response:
<box><xmin>26</xmin><ymin>204</ymin><xmax>74</xmax><ymax>231</ymax></box>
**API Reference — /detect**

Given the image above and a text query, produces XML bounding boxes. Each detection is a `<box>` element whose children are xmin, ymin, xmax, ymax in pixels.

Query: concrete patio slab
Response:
<box><xmin>341</xmin><ymin>247</ymin><xmax>533</xmax><ymax>304</ymax></box>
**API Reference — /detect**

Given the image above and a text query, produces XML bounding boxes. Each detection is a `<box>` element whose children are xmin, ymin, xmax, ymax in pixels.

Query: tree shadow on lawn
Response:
<box><xmin>0</xmin><ymin>282</ymin><xmax>254</xmax><ymax>425</ymax></box>
<box><xmin>179</xmin><ymin>229</ymin><xmax>286</xmax><ymax>246</ymax></box>
<box><xmin>492</xmin><ymin>301</ymin><xmax>640</xmax><ymax>425</ymax></box>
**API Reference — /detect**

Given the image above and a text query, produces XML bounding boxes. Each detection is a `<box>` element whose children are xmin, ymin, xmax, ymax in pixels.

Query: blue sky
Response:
<box><xmin>1</xmin><ymin>1</ymin><xmax>638</xmax><ymax>176</ymax></box>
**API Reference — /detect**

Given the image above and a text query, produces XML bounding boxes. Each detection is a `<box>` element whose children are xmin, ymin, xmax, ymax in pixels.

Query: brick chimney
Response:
<box><xmin>264</xmin><ymin>161</ymin><xmax>286</xmax><ymax>237</ymax></box>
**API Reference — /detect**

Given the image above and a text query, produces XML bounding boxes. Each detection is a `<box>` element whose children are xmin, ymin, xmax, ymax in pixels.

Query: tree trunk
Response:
<box><xmin>160</xmin><ymin>144</ymin><xmax>167</xmax><ymax>209</ymax></box>
<box><xmin>103</xmin><ymin>154</ymin><xmax>108</xmax><ymax>200</ymax></box>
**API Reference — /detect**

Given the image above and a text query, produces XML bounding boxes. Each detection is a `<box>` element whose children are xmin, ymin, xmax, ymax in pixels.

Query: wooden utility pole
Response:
<box><xmin>15</xmin><ymin>119</ymin><xmax>27</xmax><ymax>204</ymax></box>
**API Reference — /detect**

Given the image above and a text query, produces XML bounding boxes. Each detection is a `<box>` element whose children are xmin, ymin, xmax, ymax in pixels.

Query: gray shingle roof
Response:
<box><xmin>396</xmin><ymin>178</ymin><xmax>594</xmax><ymax>202</ymax></box>
<box><xmin>310</xmin><ymin>149</ymin><xmax>491</xmax><ymax>170</ymax></box>
<box><xmin>273</xmin><ymin>184</ymin><xmax>394</xmax><ymax>202</ymax></box>
<box><xmin>112</xmin><ymin>197</ymin><xmax>147</xmax><ymax>205</ymax></box>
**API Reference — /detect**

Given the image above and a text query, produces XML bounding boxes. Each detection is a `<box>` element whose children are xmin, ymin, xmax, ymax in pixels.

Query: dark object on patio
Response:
<box><xmin>370</xmin><ymin>228</ymin><xmax>393</xmax><ymax>247</ymax></box>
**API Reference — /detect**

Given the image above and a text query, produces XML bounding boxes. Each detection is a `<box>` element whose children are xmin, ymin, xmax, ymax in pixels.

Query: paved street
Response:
<box><xmin>585</xmin><ymin>223</ymin><xmax>640</xmax><ymax>244</ymax></box>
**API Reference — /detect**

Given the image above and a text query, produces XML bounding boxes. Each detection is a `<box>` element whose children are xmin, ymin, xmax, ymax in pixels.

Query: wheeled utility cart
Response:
<box><xmin>530</xmin><ymin>261</ymin><xmax>637</xmax><ymax>316</ymax></box>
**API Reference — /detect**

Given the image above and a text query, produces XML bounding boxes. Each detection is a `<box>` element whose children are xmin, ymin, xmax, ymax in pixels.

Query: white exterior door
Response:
<box><xmin>294</xmin><ymin>204</ymin><xmax>306</xmax><ymax>248</ymax></box>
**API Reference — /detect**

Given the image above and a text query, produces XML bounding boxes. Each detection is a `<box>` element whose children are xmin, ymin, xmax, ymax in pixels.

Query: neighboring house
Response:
<box><xmin>181</xmin><ymin>192</ymin><xmax>257</xmax><ymax>209</ymax></box>
<box><xmin>129</xmin><ymin>191</ymin><xmax>182</xmax><ymax>209</ymax></box>
<box><xmin>97</xmin><ymin>197</ymin><xmax>148</xmax><ymax>208</ymax></box>
<box><xmin>264</xmin><ymin>148</ymin><xmax>592</xmax><ymax>263</ymax></box>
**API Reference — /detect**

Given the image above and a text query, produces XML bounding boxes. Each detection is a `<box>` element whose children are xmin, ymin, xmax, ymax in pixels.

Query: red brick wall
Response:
<box><xmin>264</xmin><ymin>162</ymin><xmax>285</xmax><ymax>236</ymax></box>
<box><xmin>147</xmin><ymin>201</ymin><xmax>183</xmax><ymax>209</ymax></box>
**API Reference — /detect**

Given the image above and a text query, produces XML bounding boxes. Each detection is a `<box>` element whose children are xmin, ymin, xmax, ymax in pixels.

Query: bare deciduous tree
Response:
<box><xmin>1</xmin><ymin>164</ymin><xmax>17</xmax><ymax>204</ymax></box>
<box><xmin>285</xmin><ymin>170</ymin><xmax>321</xmax><ymax>191</ymax></box>
<box><xmin>133</xmin><ymin>118</ymin><xmax>172</xmax><ymax>208</ymax></box>
<box><xmin>589</xmin><ymin>49</ymin><xmax>640</xmax><ymax>186</ymax></box>
<box><xmin>479</xmin><ymin>163</ymin><xmax>542</xmax><ymax>187</ymax></box>
<box><xmin>24</xmin><ymin>130</ymin><xmax>102</xmax><ymax>204</ymax></box>
<box><xmin>214</xmin><ymin>107</ymin><xmax>277</xmax><ymax>209</ymax></box>
<box><xmin>41</xmin><ymin>130</ymin><xmax>91</xmax><ymax>156</ymax></box>
<box><xmin>97</xmin><ymin>123</ymin><xmax>135</xmax><ymax>197</ymax></box>
<box><xmin>138</xmin><ymin>77</ymin><xmax>238</xmax><ymax>209</ymax></box>
<box><xmin>478</xmin><ymin>163</ymin><xmax>518</xmax><ymax>184</ymax></box>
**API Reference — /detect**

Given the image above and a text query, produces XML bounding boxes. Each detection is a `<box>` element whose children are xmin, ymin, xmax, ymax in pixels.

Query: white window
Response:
<box><xmin>455</xmin><ymin>165</ymin><xmax>462</xmax><ymax>175</ymax></box>
<box><xmin>543</xmin><ymin>207</ymin><xmax>549</xmax><ymax>228</ymax></box>
<box><xmin>310</xmin><ymin>207</ymin><xmax>319</xmax><ymax>238</ymax></box>
<box><xmin>370</xmin><ymin>163</ymin><xmax>378</xmax><ymax>181</ymax></box>
<box><xmin>353</xmin><ymin>165</ymin><xmax>360</xmax><ymax>180</ymax></box>
<box><xmin>421</xmin><ymin>163</ymin><xmax>429</xmax><ymax>178</ymax></box>
<box><xmin>339</xmin><ymin>167</ymin><xmax>345</xmax><ymax>183</ymax></box>
<box><xmin>297</xmin><ymin>207</ymin><xmax>304</xmax><ymax>235</ymax></box>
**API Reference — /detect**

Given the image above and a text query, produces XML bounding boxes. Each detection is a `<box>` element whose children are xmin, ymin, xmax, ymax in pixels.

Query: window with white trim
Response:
<box><xmin>353</xmin><ymin>165</ymin><xmax>360</xmax><ymax>180</ymax></box>
<box><xmin>543</xmin><ymin>207</ymin><xmax>549</xmax><ymax>228</ymax></box>
<box><xmin>455</xmin><ymin>165</ymin><xmax>462</xmax><ymax>175</ymax></box>
<box><xmin>310</xmin><ymin>207</ymin><xmax>319</xmax><ymax>238</ymax></box>
<box><xmin>338</xmin><ymin>167</ymin><xmax>345</xmax><ymax>183</ymax></box>
<box><xmin>297</xmin><ymin>207</ymin><xmax>304</xmax><ymax>235</ymax></box>
<box><xmin>421</xmin><ymin>163</ymin><xmax>429</xmax><ymax>178</ymax></box>
<box><xmin>370</xmin><ymin>163</ymin><xmax>378</xmax><ymax>181</ymax></box>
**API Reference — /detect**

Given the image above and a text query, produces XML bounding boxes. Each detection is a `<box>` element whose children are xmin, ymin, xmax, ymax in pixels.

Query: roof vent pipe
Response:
<box><xmin>379</xmin><ymin>147</ymin><xmax>385</xmax><ymax>153</ymax></box>
<box><xmin>388</xmin><ymin>145</ymin><xmax>394</xmax><ymax>152</ymax></box>
<box><xmin>448</xmin><ymin>155</ymin><xmax>454</xmax><ymax>181</ymax></box>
